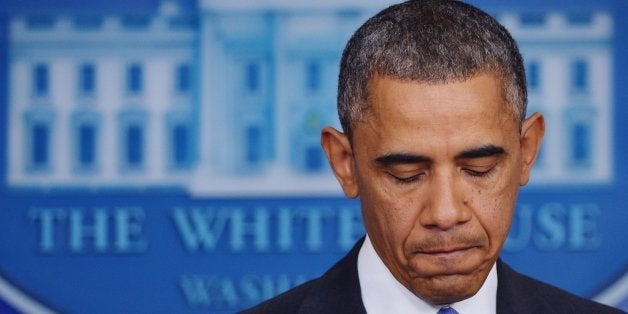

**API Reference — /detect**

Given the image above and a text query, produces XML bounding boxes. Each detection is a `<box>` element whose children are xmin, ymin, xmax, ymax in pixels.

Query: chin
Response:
<box><xmin>411</xmin><ymin>274</ymin><xmax>483</xmax><ymax>305</ymax></box>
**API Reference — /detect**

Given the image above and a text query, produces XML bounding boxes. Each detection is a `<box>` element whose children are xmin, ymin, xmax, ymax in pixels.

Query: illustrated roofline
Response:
<box><xmin>499</xmin><ymin>11</ymin><xmax>612</xmax><ymax>40</ymax></box>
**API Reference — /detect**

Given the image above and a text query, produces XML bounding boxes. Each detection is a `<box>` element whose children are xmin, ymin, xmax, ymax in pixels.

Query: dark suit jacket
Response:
<box><xmin>241</xmin><ymin>238</ymin><xmax>624</xmax><ymax>313</ymax></box>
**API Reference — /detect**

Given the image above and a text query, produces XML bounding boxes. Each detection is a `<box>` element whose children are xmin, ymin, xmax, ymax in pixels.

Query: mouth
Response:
<box><xmin>406</xmin><ymin>245</ymin><xmax>482</xmax><ymax>277</ymax></box>
<box><xmin>417</xmin><ymin>246</ymin><xmax>476</xmax><ymax>258</ymax></box>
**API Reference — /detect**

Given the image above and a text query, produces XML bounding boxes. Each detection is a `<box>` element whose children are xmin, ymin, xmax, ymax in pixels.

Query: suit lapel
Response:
<box><xmin>496</xmin><ymin>259</ymin><xmax>552</xmax><ymax>314</ymax></box>
<box><xmin>497</xmin><ymin>259</ymin><xmax>527</xmax><ymax>314</ymax></box>
<box><xmin>298</xmin><ymin>238</ymin><xmax>367</xmax><ymax>314</ymax></box>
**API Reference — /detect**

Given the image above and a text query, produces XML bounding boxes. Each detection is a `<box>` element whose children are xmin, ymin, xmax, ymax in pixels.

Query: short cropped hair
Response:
<box><xmin>337</xmin><ymin>0</ymin><xmax>527</xmax><ymax>137</ymax></box>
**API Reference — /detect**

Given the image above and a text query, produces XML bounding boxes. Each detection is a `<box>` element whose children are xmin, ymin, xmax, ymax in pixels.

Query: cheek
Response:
<box><xmin>361</xmin><ymin>181</ymin><xmax>419</xmax><ymax>245</ymax></box>
<box><xmin>471</xmin><ymin>183</ymin><xmax>517</xmax><ymax>242</ymax></box>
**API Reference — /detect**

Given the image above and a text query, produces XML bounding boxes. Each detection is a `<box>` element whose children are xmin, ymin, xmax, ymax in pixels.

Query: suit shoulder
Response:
<box><xmin>239</xmin><ymin>239</ymin><xmax>366</xmax><ymax>314</ymax></box>
<box><xmin>497</xmin><ymin>261</ymin><xmax>624</xmax><ymax>313</ymax></box>
<box><xmin>521</xmin><ymin>274</ymin><xmax>621</xmax><ymax>313</ymax></box>
<box><xmin>238</xmin><ymin>278</ymin><xmax>319</xmax><ymax>314</ymax></box>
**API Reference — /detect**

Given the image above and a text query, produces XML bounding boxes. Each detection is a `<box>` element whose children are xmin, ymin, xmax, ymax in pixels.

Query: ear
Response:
<box><xmin>321</xmin><ymin>126</ymin><xmax>359</xmax><ymax>198</ymax></box>
<box><xmin>519</xmin><ymin>112</ymin><xmax>545</xmax><ymax>186</ymax></box>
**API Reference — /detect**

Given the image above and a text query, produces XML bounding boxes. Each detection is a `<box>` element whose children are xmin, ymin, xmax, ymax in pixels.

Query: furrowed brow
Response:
<box><xmin>455</xmin><ymin>145</ymin><xmax>506</xmax><ymax>160</ymax></box>
<box><xmin>375</xmin><ymin>153</ymin><xmax>431</xmax><ymax>167</ymax></box>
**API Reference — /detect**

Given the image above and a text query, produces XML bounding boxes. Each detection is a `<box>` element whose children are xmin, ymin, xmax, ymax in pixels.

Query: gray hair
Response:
<box><xmin>337</xmin><ymin>0</ymin><xmax>527</xmax><ymax>137</ymax></box>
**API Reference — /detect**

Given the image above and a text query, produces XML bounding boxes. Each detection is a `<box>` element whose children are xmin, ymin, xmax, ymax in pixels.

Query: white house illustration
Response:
<box><xmin>500</xmin><ymin>11</ymin><xmax>613</xmax><ymax>185</ymax></box>
<box><xmin>6</xmin><ymin>1</ymin><xmax>614</xmax><ymax>196</ymax></box>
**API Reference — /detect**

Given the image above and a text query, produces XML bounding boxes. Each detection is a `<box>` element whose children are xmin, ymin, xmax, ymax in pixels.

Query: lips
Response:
<box><xmin>405</xmin><ymin>245</ymin><xmax>483</xmax><ymax>277</ymax></box>
<box><xmin>406</xmin><ymin>234</ymin><xmax>485</xmax><ymax>257</ymax></box>
<box><xmin>418</xmin><ymin>246</ymin><xmax>476</xmax><ymax>255</ymax></box>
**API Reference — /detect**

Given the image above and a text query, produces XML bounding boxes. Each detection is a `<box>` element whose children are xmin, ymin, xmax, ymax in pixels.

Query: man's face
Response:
<box><xmin>322</xmin><ymin>72</ymin><xmax>544</xmax><ymax>304</ymax></box>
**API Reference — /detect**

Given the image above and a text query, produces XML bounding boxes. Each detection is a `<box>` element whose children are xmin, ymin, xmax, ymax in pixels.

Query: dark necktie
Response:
<box><xmin>437</xmin><ymin>306</ymin><xmax>460</xmax><ymax>314</ymax></box>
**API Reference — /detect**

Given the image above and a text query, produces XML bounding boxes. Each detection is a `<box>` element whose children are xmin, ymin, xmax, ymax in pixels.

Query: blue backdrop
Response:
<box><xmin>0</xmin><ymin>0</ymin><xmax>626</xmax><ymax>313</ymax></box>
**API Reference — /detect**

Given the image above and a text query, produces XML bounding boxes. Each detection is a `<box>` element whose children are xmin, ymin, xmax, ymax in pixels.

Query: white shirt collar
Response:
<box><xmin>357</xmin><ymin>235</ymin><xmax>497</xmax><ymax>314</ymax></box>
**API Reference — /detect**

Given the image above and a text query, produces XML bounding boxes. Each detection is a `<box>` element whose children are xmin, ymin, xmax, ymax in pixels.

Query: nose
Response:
<box><xmin>419</xmin><ymin>171</ymin><xmax>471</xmax><ymax>230</ymax></box>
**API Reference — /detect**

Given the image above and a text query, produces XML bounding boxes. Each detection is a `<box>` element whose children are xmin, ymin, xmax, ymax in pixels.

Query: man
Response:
<box><xmin>243</xmin><ymin>0</ymin><xmax>623</xmax><ymax>313</ymax></box>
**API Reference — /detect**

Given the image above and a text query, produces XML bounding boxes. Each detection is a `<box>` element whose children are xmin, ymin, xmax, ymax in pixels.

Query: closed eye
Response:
<box><xmin>388</xmin><ymin>172</ymin><xmax>425</xmax><ymax>184</ymax></box>
<box><xmin>463</xmin><ymin>166</ymin><xmax>496</xmax><ymax>178</ymax></box>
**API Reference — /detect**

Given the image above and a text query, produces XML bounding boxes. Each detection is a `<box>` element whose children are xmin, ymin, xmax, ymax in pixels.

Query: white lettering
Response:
<box><xmin>29</xmin><ymin>207</ymin><xmax>148</xmax><ymax>254</ymax></box>
<box><xmin>171</xmin><ymin>207</ymin><xmax>229</xmax><ymax>252</ymax></box>
<box><xmin>230</xmin><ymin>207</ymin><xmax>270</xmax><ymax>252</ymax></box>
<box><xmin>179</xmin><ymin>274</ymin><xmax>307</xmax><ymax>310</ymax></box>
<box><xmin>504</xmin><ymin>202</ymin><xmax>603</xmax><ymax>252</ymax></box>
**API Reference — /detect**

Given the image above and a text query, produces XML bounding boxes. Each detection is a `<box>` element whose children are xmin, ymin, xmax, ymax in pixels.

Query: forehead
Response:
<box><xmin>356</xmin><ymin>73</ymin><xmax>518</xmax><ymax>152</ymax></box>
<box><xmin>367</xmin><ymin>72</ymin><xmax>505</xmax><ymax>115</ymax></box>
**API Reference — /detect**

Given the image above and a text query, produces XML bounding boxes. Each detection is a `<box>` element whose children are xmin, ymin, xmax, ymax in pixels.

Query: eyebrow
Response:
<box><xmin>374</xmin><ymin>145</ymin><xmax>506</xmax><ymax>167</ymax></box>
<box><xmin>375</xmin><ymin>153</ymin><xmax>431</xmax><ymax>167</ymax></box>
<box><xmin>455</xmin><ymin>145</ymin><xmax>506</xmax><ymax>160</ymax></box>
